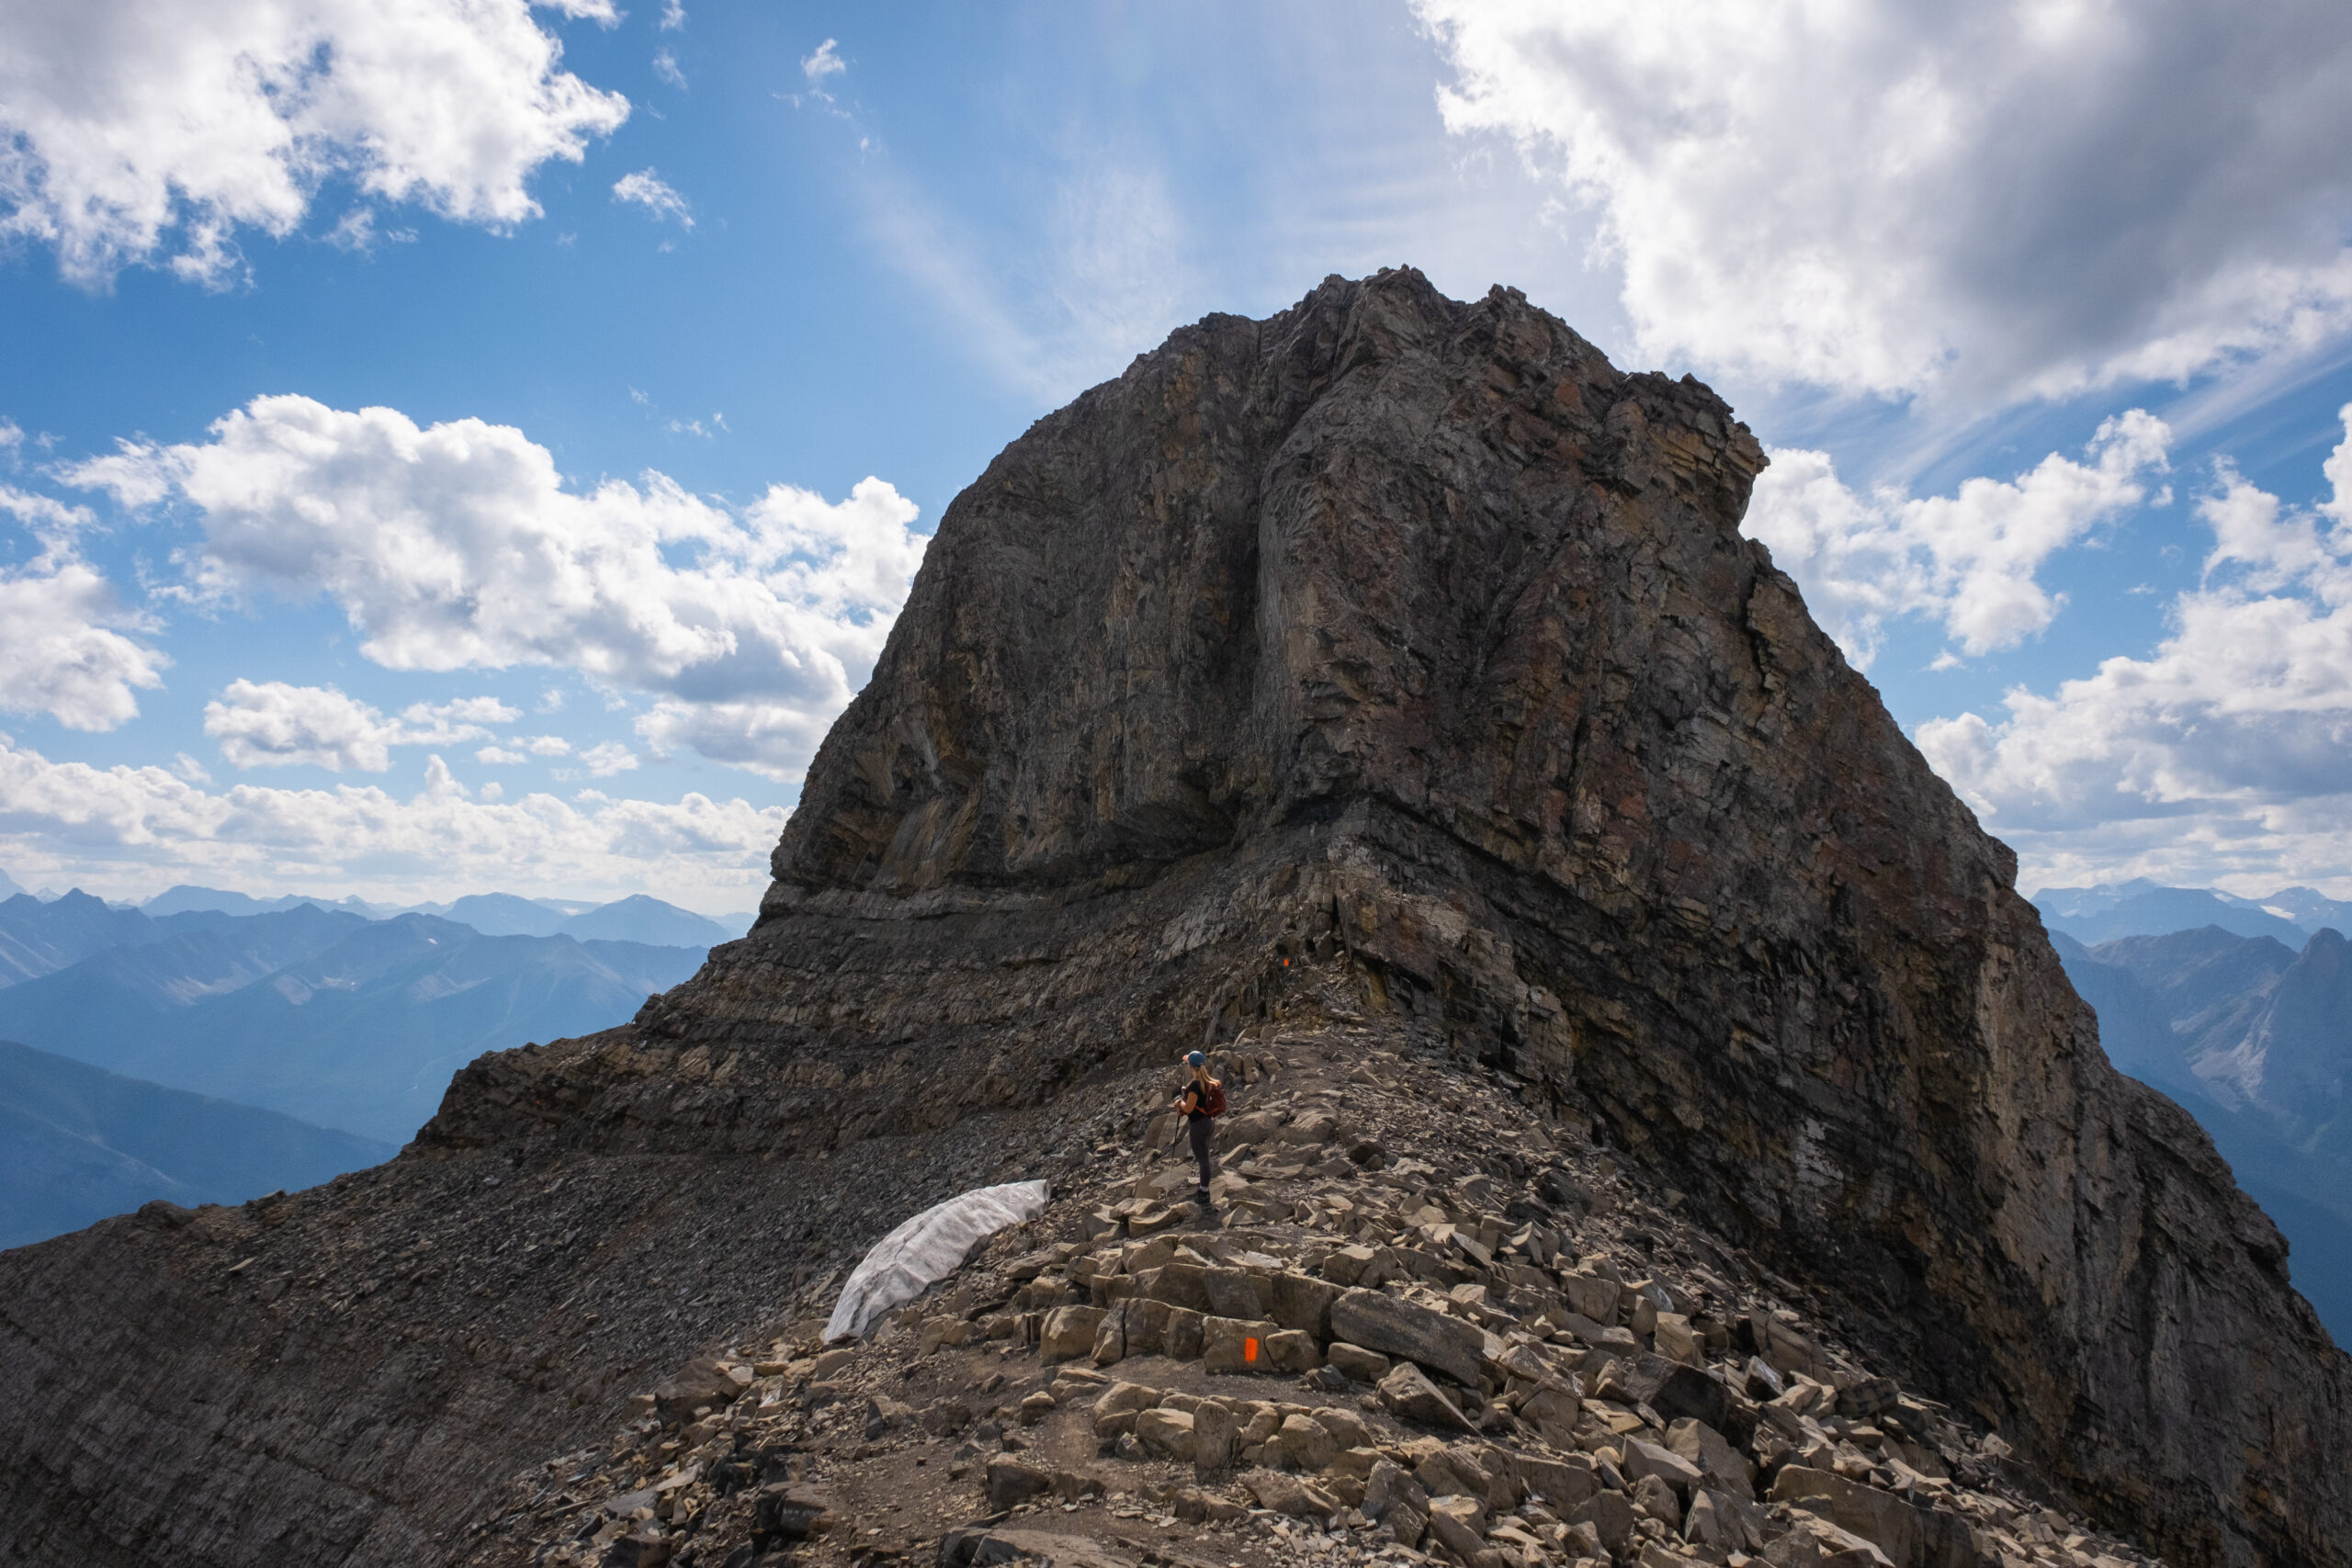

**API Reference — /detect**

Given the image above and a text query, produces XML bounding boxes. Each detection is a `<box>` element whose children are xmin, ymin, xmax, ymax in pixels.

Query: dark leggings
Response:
<box><xmin>1188</xmin><ymin>1115</ymin><xmax>1215</xmax><ymax>1190</ymax></box>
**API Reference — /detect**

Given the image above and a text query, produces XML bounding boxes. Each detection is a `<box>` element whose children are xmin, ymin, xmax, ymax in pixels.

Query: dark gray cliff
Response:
<box><xmin>0</xmin><ymin>270</ymin><xmax>2342</xmax><ymax>1568</ymax></box>
<box><xmin>645</xmin><ymin>270</ymin><xmax>2349</xmax><ymax>1565</ymax></box>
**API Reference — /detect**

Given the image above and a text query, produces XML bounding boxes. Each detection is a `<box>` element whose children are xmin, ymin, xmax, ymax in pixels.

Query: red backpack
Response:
<box><xmin>1199</xmin><ymin>1078</ymin><xmax>1227</xmax><ymax>1117</ymax></box>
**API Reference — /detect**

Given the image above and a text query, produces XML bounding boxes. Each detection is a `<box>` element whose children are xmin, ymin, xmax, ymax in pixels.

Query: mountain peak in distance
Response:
<box><xmin>556</xmin><ymin>895</ymin><xmax>741</xmax><ymax>947</ymax></box>
<box><xmin>2032</xmin><ymin>880</ymin><xmax>2337</xmax><ymax>945</ymax></box>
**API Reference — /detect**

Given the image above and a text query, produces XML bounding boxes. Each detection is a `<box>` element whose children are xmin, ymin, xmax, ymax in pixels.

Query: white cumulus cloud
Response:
<box><xmin>1744</xmin><ymin>412</ymin><xmax>2171</xmax><ymax>669</ymax></box>
<box><xmin>0</xmin><ymin>731</ymin><xmax>786</xmax><ymax>909</ymax></box>
<box><xmin>580</xmin><ymin>740</ymin><xmax>637</xmax><ymax>776</ymax></box>
<box><xmin>1416</xmin><ymin>0</ymin><xmax>2352</xmax><ymax>403</ymax></box>
<box><xmin>0</xmin><ymin>0</ymin><xmax>629</xmax><ymax>286</ymax></box>
<box><xmin>0</xmin><ymin>485</ymin><xmax>167</xmax><ymax>730</ymax></box>
<box><xmin>67</xmin><ymin>394</ymin><xmax>927</xmax><ymax>783</ymax></box>
<box><xmin>1918</xmin><ymin>407</ymin><xmax>2352</xmax><ymax>891</ymax></box>
<box><xmin>203</xmin><ymin>679</ymin><xmax>519</xmax><ymax>771</ymax></box>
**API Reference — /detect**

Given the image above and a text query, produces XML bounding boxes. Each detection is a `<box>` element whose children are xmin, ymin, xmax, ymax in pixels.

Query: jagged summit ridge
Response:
<box><xmin>762</xmin><ymin>270</ymin><xmax>1766</xmax><ymax>907</ymax></box>
<box><xmin>0</xmin><ymin>269</ymin><xmax>2342</xmax><ymax>1568</ymax></box>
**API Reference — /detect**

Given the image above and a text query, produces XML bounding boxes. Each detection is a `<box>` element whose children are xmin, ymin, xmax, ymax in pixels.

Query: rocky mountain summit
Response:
<box><xmin>1</xmin><ymin>269</ymin><xmax>2345</xmax><ymax>1568</ymax></box>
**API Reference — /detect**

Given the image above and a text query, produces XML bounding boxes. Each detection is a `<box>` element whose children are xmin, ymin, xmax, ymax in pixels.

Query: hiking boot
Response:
<box><xmin>1193</xmin><ymin>1187</ymin><xmax>1213</xmax><ymax>1207</ymax></box>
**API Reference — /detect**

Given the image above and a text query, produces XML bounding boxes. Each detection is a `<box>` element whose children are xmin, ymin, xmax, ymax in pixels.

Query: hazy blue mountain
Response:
<box><xmin>142</xmin><ymin>884</ymin><xmax>304</xmax><ymax>918</ymax></box>
<box><xmin>2188</xmin><ymin>927</ymin><xmax>2352</xmax><ymax>1128</ymax></box>
<box><xmin>0</xmin><ymin>908</ymin><xmax>370</xmax><ymax>1051</ymax></box>
<box><xmin>2056</xmin><ymin>925</ymin><xmax>2352</xmax><ymax>1340</ymax></box>
<box><xmin>441</xmin><ymin>892</ymin><xmax>576</xmax><ymax>936</ymax></box>
<box><xmin>2258</xmin><ymin>886</ymin><xmax>2352</xmax><ymax>933</ymax></box>
<box><xmin>0</xmin><ymin>891</ymin><xmax>160</xmax><ymax>987</ymax></box>
<box><xmin>2050</xmin><ymin>930</ymin><xmax>2210</xmax><ymax>1106</ymax></box>
<box><xmin>0</xmin><ymin>914</ymin><xmax>709</xmax><ymax>1144</ymax></box>
<box><xmin>0</xmin><ymin>866</ymin><xmax>23</xmax><ymax>899</ymax></box>
<box><xmin>558</xmin><ymin>894</ymin><xmax>741</xmax><ymax>947</ymax></box>
<box><xmin>2088</xmin><ymin>927</ymin><xmax>2299</xmax><ymax>1066</ymax></box>
<box><xmin>2035</xmin><ymin>881</ymin><xmax>2312</xmax><ymax>945</ymax></box>
<box><xmin>141</xmin><ymin>885</ymin><xmax>405</xmax><ymax>919</ymax></box>
<box><xmin>0</xmin><ymin>1037</ymin><xmax>392</xmax><ymax>1249</ymax></box>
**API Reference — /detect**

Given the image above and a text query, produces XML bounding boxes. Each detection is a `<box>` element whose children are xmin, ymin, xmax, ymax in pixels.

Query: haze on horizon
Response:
<box><xmin>3</xmin><ymin>0</ymin><xmax>2351</xmax><ymax>912</ymax></box>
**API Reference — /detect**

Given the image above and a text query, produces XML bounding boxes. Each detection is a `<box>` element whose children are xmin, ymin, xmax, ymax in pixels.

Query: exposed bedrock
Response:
<box><xmin>640</xmin><ymin>268</ymin><xmax>2347</xmax><ymax>1566</ymax></box>
<box><xmin>0</xmin><ymin>268</ymin><xmax>2342</xmax><ymax>1568</ymax></box>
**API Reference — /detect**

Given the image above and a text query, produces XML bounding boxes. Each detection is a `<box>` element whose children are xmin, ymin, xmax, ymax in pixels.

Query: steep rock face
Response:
<box><xmin>0</xmin><ymin>269</ymin><xmax>2344</xmax><ymax>1568</ymax></box>
<box><xmin>644</xmin><ymin>270</ymin><xmax>2348</xmax><ymax>1566</ymax></box>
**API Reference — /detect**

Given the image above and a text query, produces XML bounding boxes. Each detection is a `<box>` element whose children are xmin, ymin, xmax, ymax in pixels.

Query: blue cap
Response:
<box><xmin>1186</xmin><ymin>1051</ymin><xmax>1206</xmax><ymax>1066</ymax></box>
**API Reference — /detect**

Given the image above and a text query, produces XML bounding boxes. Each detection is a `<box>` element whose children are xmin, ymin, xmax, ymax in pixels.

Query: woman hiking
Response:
<box><xmin>1172</xmin><ymin>1050</ymin><xmax>1226</xmax><ymax>1206</ymax></box>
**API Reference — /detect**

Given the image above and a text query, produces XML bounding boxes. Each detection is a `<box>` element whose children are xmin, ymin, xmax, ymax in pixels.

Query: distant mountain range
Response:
<box><xmin>2033</xmin><ymin>877</ymin><xmax>2352</xmax><ymax>946</ymax></box>
<box><xmin>11</xmin><ymin>861</ymin><xmax>2341</xmax><ymax>1348</ymax></box>
<box><xmin>0</xmin><ymin>896</ymin><xmax>711</xmax><ymax>1144</ymax></box>
<box><xmin>134</xmin><ymin>883</ymin><xmax>755</xmax><ymax>944</ymax></box>
<box><xmin>0</xmin><ymin>879</ymin><xmax>732</xmax><ymax>1252</ymax></box>
<box><xmin>2048</xmin><ymin>915</ymin><xmax>2351</xmax><ymax>1340</ymax></box>
<box><xmin>0</xmin><ymin>1038</ymin><xmax>392</xmax><ymax>1249</ymax></box>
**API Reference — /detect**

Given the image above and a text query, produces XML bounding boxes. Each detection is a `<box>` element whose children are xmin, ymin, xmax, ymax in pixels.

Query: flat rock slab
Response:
<box><xmin>1770</xmin><ymin>1467</ymin><xmax>1977</xmax><ymax>1568</ymax></box>
<box><xmin>1329</xmin><ymin>1287</ymin><xmax>1486</xmax><ymax>1386</ymax></box>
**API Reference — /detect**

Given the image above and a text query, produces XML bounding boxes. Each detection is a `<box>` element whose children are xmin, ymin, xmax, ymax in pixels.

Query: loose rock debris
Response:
<box><xmin>455</xmin><ymin>1038</ymin><xmax>2156</xmax><ymax>1568</ymax></box>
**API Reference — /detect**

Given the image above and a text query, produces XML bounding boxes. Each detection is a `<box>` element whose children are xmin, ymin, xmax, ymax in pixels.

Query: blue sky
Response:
<box><xmin>3</xmin><ymin>1</ymin><xmax>2351</xmax><ymax>913</ymax></box>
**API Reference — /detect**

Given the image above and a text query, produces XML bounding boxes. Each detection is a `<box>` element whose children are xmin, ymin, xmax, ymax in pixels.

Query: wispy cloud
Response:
<box><xmin>843</xmin><ymin>143</ymin><xmax>1195</xmax><ymax>404</ymax></box>
<box><xmin>612</xmin><ymin>168</ymin><xmax>694</xmax><ymax>229</ymax></box>
<box><xmin>802</xmin><ymin>39</ymin><xmax>845</xmax><ymax>83</ymax></box>
<box><xmin>204</xmin><ymin>681</ymin><xmax>520</xmax><ymax>772</ymax></box>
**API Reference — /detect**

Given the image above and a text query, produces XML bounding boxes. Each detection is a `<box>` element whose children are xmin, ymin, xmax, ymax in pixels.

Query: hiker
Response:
<box><xmin>1172</xmin><ymin>1049</ymin><xmax>1226</xmax><ymax>1204</ymax></box>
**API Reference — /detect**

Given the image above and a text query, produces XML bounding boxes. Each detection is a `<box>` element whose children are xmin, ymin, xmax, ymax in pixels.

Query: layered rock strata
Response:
<box><xmin>0</xmin><ymin>269</ymin><xmax>2344</xmax><ymax>1568</ymax></box>
<box><xmin>638</xmin><ymin>268</ymin><xmax>2349</xmax><ymax>1563</ymax></box>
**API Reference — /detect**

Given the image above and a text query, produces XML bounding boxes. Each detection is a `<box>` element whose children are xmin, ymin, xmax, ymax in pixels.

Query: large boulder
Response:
<box><xmin>1329</xmin><ymin>1288</ymin><xmax>1487</xmax><ymax>1387</ymax></box>
<box><xmin>1132</xmin><ymin>1408</ymin><xmax>1197</xmax><ymax>1463</ymax></box>
<box><xmin>1667</xmin><ymin>1418</ymin><xmax>1756</xmax><ymax>1500</ymax></box>
<box><xmin>1040</xmin><ymin>1305</ymin><xmax>1107</xmax><ymax>1362</ymax></box>
<box><xmin>1201</xmin><ymin>1315</ymin><xmax>1282</xmax><ymax>1374</ymax></box>
<box><xmin>1375</xmin><ymin>1362</ymin><xmax>1475</xmax><ymax>1431</ymax></box>
<box><xmin>1770</xmin><ymin>1468</ymin><xmax>1978</xmax><ymax>1568</ymax></box>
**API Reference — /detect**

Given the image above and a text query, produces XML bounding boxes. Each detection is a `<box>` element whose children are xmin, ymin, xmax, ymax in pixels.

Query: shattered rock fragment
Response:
<box><xmin>1376</xmin><ymin>1362</ymin><xmax>1475</xmax><ymax>1431</ymax></box>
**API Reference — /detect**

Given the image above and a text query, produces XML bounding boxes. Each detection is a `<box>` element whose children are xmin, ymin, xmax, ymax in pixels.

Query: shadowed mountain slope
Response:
<box><xmin>0</xmin><ymin>915</ymin><xmax>710</xmax><ymax>1145</ymax></box>
<box><xmin>2053</xmin><ymin>926</ymin><xmax>2352</xmax><ymax>1340</ymax></box>
<box><xmin>0</xmin><ymin>1040</ymin><xmax>393</xmax><ymax>1248</ymax></box>
<box><xmin>0</xmin><ymin>270</ymin><xmax>2342</xmax><ymax>1568</ymax></box>
<box><xmin>0</xmin><ymin>891</ymin><xmax>160</xmax><ymax>987</ymax></box>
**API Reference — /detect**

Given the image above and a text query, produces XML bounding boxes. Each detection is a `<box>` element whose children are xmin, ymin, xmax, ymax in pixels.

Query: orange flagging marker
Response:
<box><xmin>1244</xmin><ymin>1337</ymin><xmax>1260</xmax><ymax>1363</ymax></box>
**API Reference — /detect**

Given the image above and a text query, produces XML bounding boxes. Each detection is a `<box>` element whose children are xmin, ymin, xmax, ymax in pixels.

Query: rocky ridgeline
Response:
<box><xmin>3</xmin><ymin>270</ymin><xmax>2345</xmax><ymax>1568</ymax></box>
<box><xmin>455</xmin><ymin>1033</ymin><xmax>2154</xmax><ymax>1568</ymax></box>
